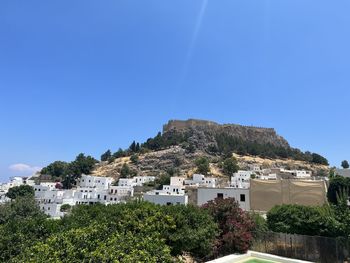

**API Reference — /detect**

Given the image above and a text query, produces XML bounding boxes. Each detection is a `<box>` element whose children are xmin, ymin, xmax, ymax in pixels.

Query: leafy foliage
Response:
<box><xmin>327</xmin><ymin>176</ymin><xmax>350</xmax><ymax>204</ymax></box>
<box><xmin>0</xmin><ymin>200</ymin><xmax>220</xmax><ymax>262</ymax></box>
<box><xmin>267</xmin><ymin>204</ymin><xmax>342</xmax><ymax>237</ymax></box>
<box><xmin>222</xmin><ymin>157</ymin><xmax>239</xmax><ymax>176</ymax></box>
<box><xmin>40</xmin><ymin>161</ymin><xmax>69</xmax><ymax>177</ymax></box>
<box><xmin>342</xmin><ymin>160</ymin><xmax>350</xmax><ymax>169</ymax></box>
<box><xmin>130</xmin><ymin>154</ymin><xmax>139</xmax><ymax>164</ymax></box>
<box><xmin>195</xmin><ymin>156</ymin><xmax>210</xmax><ymax>175</ymax></box>
<box><xmin>215</xmin><ymin>133</ymin><xmax>328</xmax><ymax>165</ymax></box>
<box><xmin>0</xmin><ymin>198</ymin><xmax>57</xmax><ymax>262</ymax></box>
<box><xmin>120</xmin><ymin>163</ymin><xmax>136</xmax><ymax>178</ymax></box>
<box><xmin>142</xmin><ymin>131</ymin><xmax>192</xmax><ymax>151</ymax></box>
<box><xmin>41</xmin><ymin>153</ymin><xmax>98</xmax><ymax>189</ymax></box>
<box><xmin>100</xmin><ymin>149</ymin><xmax>112</xmax><ymax>162</ymax></box>
<box><xmin>6</xmin><ymin>185</ymin><xmax>34</xmax><ymax>200</ymax></box>
<box><xmin>203</xmin><ymin>198</ymin><xmax>254</xmax><ymax>256</ymax></box>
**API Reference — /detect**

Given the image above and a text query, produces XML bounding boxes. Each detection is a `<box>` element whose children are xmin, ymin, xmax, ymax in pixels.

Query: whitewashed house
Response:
<box><xmin>134</xmin><ymin>176</ymin><xmax>156</xmax><ymax>186</ymax></box>
<box><xmin>107</xmin><ymin>186</ymin><xmax>134</xmax><ymax>203</ymax></box>
<box><xmin>170</xmin><ymin>176</ymin><xmax>185</xmax><ymax>187</ymax></box>
<box><xmin>143</xmin><ymin>185</ymin><xmax>188</xmax><ymax>205</ymax></box>
<box><xmin>118</xmin><ymin>178</ymin><xmax>136</xmax><ymax>187</ymax></box>
<box><xmin>78</xmin><ymin>175</ymin><xmax>113</xmax><ymax>189</ymax></box>
<box><xmin>197</xmin><ymin>187</ymin><xmax>250</xmax><ymax>211</ymax></box>
<box><xmin>231</xmin><ymin>171</ymin><xmax>255</xmax><ymax>188</ymax></box>
<box><xmin>257</xmin><ymin>173</ymin><xmax>278</xmax><ymax>180</ymax></box>
<box><xmin>118</xmin><ymin>176</ymin><xmax>156</xmax><ymax>187</ymax></box>
<box><xmin>185</xmin><ymin>174</ymin><xmax>216</xmax><ymax>188</ymax></box>
<box><xmin>35</xmin><ymin>175</ymin><xmax>134</xmax><ymax>218</ymax></box>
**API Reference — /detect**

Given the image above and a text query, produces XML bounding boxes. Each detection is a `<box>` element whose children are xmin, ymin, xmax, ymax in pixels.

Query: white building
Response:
<box><xmin>143</xmin><ymin>185</ymin><xmax>188</xmax><ymax>205</ymax></box>
<box><xmin>279</xmin><ymin>169</ymin><xmax>312</xmax><ymax>179</ymax></box>
<box><xmin>197</xmin><ymin>187</ymin><xmax>250</xmax><ymax>211</ymax></box>
<box><xmin>118</xmin><ymin>178</ymin><xmax>136</xmax><ymax>187</ymax></box>
<box><xmin>0</xmin><ymin>176</ymin><xmax>36</xmax><ymax>203</ymax></box>
<box><xmin>231</xmin><ymin>171</ymin><xmax>255</xmax><ymax>188</ymax></box>
<box><xmin>35</xmin><ymin>175</ymin><xmax>134</xmax><ymax>218</ymax></box>
<box><xmin>134</xmin><ymin>176</ymin><xmax>156</xmax><ymax>186</ymax></box>
<box><xmin>118</xmin><ymin>176</ymin><xmax>156</xmax><ymax>187</ymax></box>
<box><xmin>78</xmin><ymin>175</ymin><xmax>113</xmax><ymax>189</ymax></box>
<box><xmin>185</xmin><ymin>174</ymin><xmax>217</xmax><ymax>188</ymax></box>
<box><xmin>170</xmin><ymin>176</ymin><xmax>185</xmax><ymax>187</ymax></box>
<box><xmin>257</xmin><ymin>173</ymin><xmax>278</xmax><ymax>180</ymax></box>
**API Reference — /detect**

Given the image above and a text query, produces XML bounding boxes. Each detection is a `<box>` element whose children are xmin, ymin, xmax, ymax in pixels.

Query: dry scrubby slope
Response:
<box><xmin>93</xmin><ymin>147</ymin><xmax>329</xmax><ymax>180</ymax></box>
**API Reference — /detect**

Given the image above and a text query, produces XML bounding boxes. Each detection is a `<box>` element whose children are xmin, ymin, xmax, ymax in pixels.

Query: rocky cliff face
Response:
<box><xmin>163</xmin><ymin>119</ymin><xmax>290</xmax><ymax>150</ymax></box>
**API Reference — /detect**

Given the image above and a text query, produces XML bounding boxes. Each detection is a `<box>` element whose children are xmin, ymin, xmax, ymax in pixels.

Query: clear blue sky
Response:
<box><xmin>1</xmin><ymin>0</ymin><xmax>350</xmax><ymax>182</ymax></box>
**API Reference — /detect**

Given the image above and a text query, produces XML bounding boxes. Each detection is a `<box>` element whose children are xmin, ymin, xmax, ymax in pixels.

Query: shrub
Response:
<box><xmin>267</xmin><ymin>204</ymin><xmax>341</xmax><ymax>237</ymax></box>
<box><xmin>202</xmin><ymin>198</ymin><xmax>254</xmax><ymax>256</ymax></box>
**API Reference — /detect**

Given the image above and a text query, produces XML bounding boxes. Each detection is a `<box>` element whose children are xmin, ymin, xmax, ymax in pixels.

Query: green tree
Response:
<box><xmin>60</xmin><ymin>204</ymin><xmax>72</xmax><ymax>213</ymax></box>
<box><xmin>249</xmin><ymin>212</ymin><xmax>268</xmax><ymax>233</ymax></box>
<box><xmin>195</xmin><ymin>157</ymin><xmax>210</xmax><ymax>175</ymax></box>
<box><xmin>130</xmin><ymin>154</ymin><xmax>139</xmax><ymax>164</ymax></box>
<box><xmin>68</xmin><ymin>153</ymin><xmax>98</xmax><ymax>176</ymax></box>
<box><xmin>0</xmin><ymin>197</ymin><xmax>56</xmax><ymax>262</ymax></box>
<box><xmin>120</xmin><ymin>163</ymin><xmax>132</xmax><ymax>178</ymax></box>
<box><xmin>113</xmin><ymin>148</ymin><xmax>126</xmax><ymax>159</ymax></box>
<box><xmin>13</xmin><ymin>223</ymin><xmax>176</xmax><ymax>263</ymax></box>
<box><xmin>222</xmin><ymin>157</ymin><xmax>239</xmax><ymax>176</ymax></box>
<box><xmin>327</xmin><ymin>176</ymin><xmax>350</xmax><ymax>204</ymax></box>
<box><xmin>342</xmin><ymin>160</ymin><xmax>350</xmax><ymax>169</ymax></box>
<box><xmin>162</xmin><ymin>205</ymin><xmax>218</xmax><ymax>260</ymax></box>
<box><xmin>100</xmin><ymin>150</ymin><xmax>112</xmax><ymax>162</ymax></box>
<box><xmin>267</xmin><ymin>204</ymin><xmax>341</xmax><ymax>237</ymax></box>
<box><xmin>6</xmin><ymin>185</ymin><xmax>34</xmax><ymax>200</ymax></box>
<box><xmin>311</xmin><ymin>153</ymin><xmax>329</xmax><ymax>165</ymax></box>
<box><xmin>40</xmin><ymin>161</ymin><xmax>69</xmax><ymax>177</ymax></box>
<box><xmin>129</xmin><ymin>141</ymin><xmax>137</xmax><ymax>152</ymax></box>
<box><xmin>155</xmin><ymin>174</ymin><xmax>171</xmax><ymax>190</ymax></box>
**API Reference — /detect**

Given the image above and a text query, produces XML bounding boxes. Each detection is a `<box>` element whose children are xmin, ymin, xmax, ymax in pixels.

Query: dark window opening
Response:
<box><xmin>240</xmin><ymin>194</ymin><xmax>246</xmax><ymax>202</ymax></box>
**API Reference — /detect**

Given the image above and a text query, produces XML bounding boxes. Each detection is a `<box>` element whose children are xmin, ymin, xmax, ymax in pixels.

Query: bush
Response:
<box><xmin>202</xmin><ymin>198</ymin><xmax>254</xmax><ymax>256</ymax></box>
<box><xmin>328</xmin><ymin>176</ymin><xmax>350</xmax><ymax>204</ymax></box>
<box><xmin>130</xmin><ymin>154</ymin><xmax>139</xmax><ymax>164</ymax></box>
<box><xmin>267</xmin><ymin>204</ymin><xmax>341</xmax><ymax>237</ymax></box>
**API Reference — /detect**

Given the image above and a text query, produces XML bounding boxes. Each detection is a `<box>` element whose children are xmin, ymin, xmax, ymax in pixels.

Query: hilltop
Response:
<box><xmin>93</xmin><ymin>119</ymin><xmax>328</xmax><ymax>178</ymax></box>
<box><xmin>40</xmin><ymin>119</ymin><xmax>329</xmax><ymax>186</ymax></box>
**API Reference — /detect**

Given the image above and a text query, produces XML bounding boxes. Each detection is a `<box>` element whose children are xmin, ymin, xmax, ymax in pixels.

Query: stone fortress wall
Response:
<box><xmin>163</xmin><ymin>119</ymin><xmax>276</xmax><ymax>133</ymax></box>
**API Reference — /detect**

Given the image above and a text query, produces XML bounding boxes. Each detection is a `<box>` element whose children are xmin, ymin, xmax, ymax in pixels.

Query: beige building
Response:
<box><xmin>250</xmin><ymin>179</ymin><xmax>327</xmax><ymax>212</ymax></box>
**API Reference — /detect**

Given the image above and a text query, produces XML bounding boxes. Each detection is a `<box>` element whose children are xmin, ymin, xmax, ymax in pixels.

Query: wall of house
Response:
<box><xmin>143</xmin><ymin>194</ymin><xmax>188</xmax><ymax>205</ymax></box>
<box><xmin>197</xmin><ymin>188</ymin><xmax>250</xmax><ymax>210</ymax></box>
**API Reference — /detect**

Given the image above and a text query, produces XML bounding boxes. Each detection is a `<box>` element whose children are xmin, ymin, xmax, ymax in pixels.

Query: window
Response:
<box><xmin>240</xmin><ymin>194</ymin><xmax>246</xmax><ymax>202</ymax></box>
<box><xmin>217</xmin><ymin>193</ymin><xmax>224</xmax><ymax>199</ymax></box>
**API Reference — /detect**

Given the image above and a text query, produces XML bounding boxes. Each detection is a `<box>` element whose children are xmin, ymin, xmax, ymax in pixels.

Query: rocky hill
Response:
<box><xmin>39</xmin><ymin>119</ymin><xmax>329</xmax><ymax>186</ymax></box>
<box><xmin>92</xmin><ymin>119</ymin><xmax>329</xmax><ymax>180</ymax></box>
